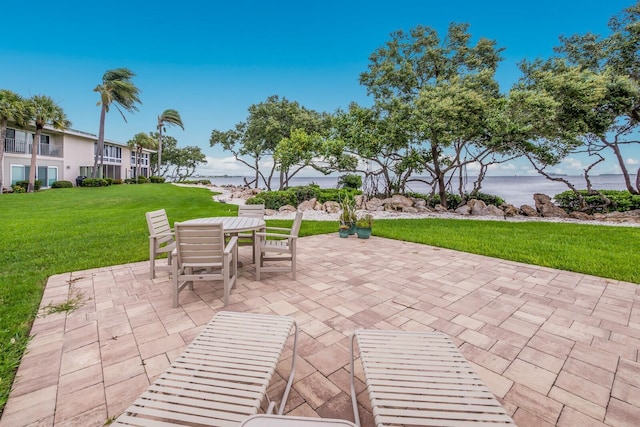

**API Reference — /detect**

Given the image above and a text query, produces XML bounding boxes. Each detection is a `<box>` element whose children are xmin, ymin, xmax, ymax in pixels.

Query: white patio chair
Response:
<box><xmin>172</xmin><ymin>221</ymin><xmax>237</xmax><ymax>307</ymax></box>
<box><xmin>350</xmin><ymin>329</ymin><xmax>516</xmax><ymax>426</ymax></box>
<box><xmin>113</xmin><ymin>311</ymin><xmax>298</xmax><ymax>426</ymax></box>
<box><xmin>255</xmin><ymin>210</ymin><xmax>303</xmax><ymax>281</ymax></box>
<box><xmin>145</xmin><ymin>209</ymin><xmax>176</xmax><ymax>279</ymax></box>
<box><xmin>237</xmin><ymin>204</ymin><xmax>265</xmax><ymax>263</ymax></box>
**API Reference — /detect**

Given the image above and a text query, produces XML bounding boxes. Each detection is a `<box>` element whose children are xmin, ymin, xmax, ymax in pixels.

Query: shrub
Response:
<box><xmin>51</xmin><ymin>180</ymin><xmax>73</xmax><ymax>188</ymax></box>
<box><xmin>410</xmin><ymin>192</ymin><xmax>462</xmax><ymax>209</ymax></box>
<box><xmin>105</xmin><ymin>178</ymin><xmax>114</xmax><ymax>185</ymax></box>
<box><xmin>338</xmin><ymin>173</ymin><xmax>362</xmax><ymax>190</ymax></box>
<box><xmin>136</xmin><ymin>176</ymin><xmax>148</xmax><ymax>184</ymax></box>
<box><xmin>11</xmin><ymin>184</ymin><xmax>26</xmax><ymax>193</ymax></box>
<box><xmin>246</xmin><ymin>190</ymin><xmax>298</xmax><ymax>210</ymax></box>
<box><xmin>14</xmin><ymin>180</ymin><xmax>41</xmax><ymax>191</ymax></box>
<box><xmin>149</xmin><ymin>176</ymin><xmax>166</xmax><ymax>183</ymax></box>
<box><xmin>82</xmin><ymin>178</ymin><xmax>109</xmax><ymax>187</ymax></box>
<box><xmin>466</xmin><ymin>192</ymin><xmax>505</xmax><ymax>207</ymax></box>
<box><xmin>554</xmin><ymin>190</ymin><xmax>640</xmax><ymax>213</ymax></box>
<box><xmin>292</xmin><ymin>185</ymin><xmax>321</xmax><ymax>205</ymax></box>
<box><xmin>112</xmin><ymin>179</ymin><xmax>123</xmax><ymax>185</ymax></box>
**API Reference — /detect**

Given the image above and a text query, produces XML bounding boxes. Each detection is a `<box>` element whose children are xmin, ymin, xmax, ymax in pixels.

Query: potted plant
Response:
<box><xmin>355</xmin><ymin>214</ymin><xmax>374</xmax><ymax>239</ymax></box>
<box><xmin>338</xmin><ymin>224</ymin><xmax>350</xmax><ymax>238</ymax></box>
<box><xmin>339</xmin><ymin>192</ymin><xmax>357</xmax><ymax>235</ymax></box>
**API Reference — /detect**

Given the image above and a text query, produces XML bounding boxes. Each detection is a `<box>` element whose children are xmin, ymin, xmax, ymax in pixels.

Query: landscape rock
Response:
<box><xmin>534</xmin><ymin>193</ymin><xmax>568</xmax><ymax>218</ymax></box>
<box><xmin>412</xmin><ymin>198</ymin><xmax>427</xmax><ymax>209</ymax></box>
<box><xmin>382</xmin><ymin>195</ymin><xmax>414</xmax><ymax>211</ymax></box>
<box><xmin>433</xmin><ymin>204</ymin><xmax>448</xmax><ymax>212</ymax></box>
<box><xmin>402</xmin><ymin>206</ymin><xmax>419</xmax><ymax>213</ymax></box>
<box><xmin>278</xmin><ymin>204</ymin><xmax>297</xmax><ymax>213</ymax></box>
<box><xmin>297</xmin><ymin>198</ymin><xmax>317</xmax><ymax>212</ymax></box>
<box><xmin>569</xmin><ymin>211</ymin><xmax>594</xmax><ymax>221</ymax></box>
<box><xmin>323</xmin><ymin>201</ymin><xmax>341</xmax><ymax>214</ymax></box>
<box><xmin>481</xmin><ymin>205</ymin><xmax>505</xmax><ymax>217</ymax></box>
<box><xmin>520</xmin><ymin>205</ymin><xmax>538</xmax><ymax>216</ymax></box>
<box><xmin>467</xmin><ymin>199</ymin><xmax>487</xmax><ymax>216</ymax></box>
<box><xmin>502</xmin><ymin>204</ymin><xmax>520</xmax><ymax>217</ymax></box>
<box><xmin>455</xmin><ymin>205</ymin><xmax>472</xmax><ymax>215</ymax></box>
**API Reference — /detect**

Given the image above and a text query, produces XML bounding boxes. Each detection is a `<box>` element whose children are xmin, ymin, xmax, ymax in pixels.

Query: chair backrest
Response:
<box><xmin>174</xmin><ymin>222</ymin><xmax>226</xmax><ymax>267</ymax></box>
<box><xmin>238</xmin><ymin>204</ymin><xmax>265</xmax><ymax>219</ymax></box>
<box><xmin>146</xmin><ymin>209</ymin><xmax>174</xmax><ymax>247</ymax></box>
<box><xmin>291</xmin><ymin>211</ymin><xmax>303</xmax><ymax>237</ymax></box>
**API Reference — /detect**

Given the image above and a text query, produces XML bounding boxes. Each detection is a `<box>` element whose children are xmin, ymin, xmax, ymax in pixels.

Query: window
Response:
<box><xmin>11</xmin><ymin>165</ymin><xmax>25</xmax><ymax>185</ymax></box>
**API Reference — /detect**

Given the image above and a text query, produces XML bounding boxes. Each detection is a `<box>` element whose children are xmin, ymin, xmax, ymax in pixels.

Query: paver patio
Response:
<box><xmin>1</xmin><ymin>234</ymin><xmax>639</xmax><ymax>426</ymax></box>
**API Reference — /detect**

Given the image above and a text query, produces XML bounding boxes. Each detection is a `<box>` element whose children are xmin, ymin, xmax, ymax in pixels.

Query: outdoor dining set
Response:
<box><xmin>117</xmin><ymin>207</ymin><xmax>517</xmax><ymax>426</ymax></box>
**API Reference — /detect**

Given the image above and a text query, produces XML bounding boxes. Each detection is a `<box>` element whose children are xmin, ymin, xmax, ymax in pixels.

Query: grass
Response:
<box><xmin>0</xmin><ymin>183</ymin><xmax>638</xmax><ymax>414</ymax></box>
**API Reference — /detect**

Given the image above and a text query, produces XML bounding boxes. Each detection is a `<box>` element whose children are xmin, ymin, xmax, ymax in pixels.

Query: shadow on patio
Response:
<box><xmin>1</xmin><ymin>234</ymin><xmax>639</xmax><ymax>426</ymax></box>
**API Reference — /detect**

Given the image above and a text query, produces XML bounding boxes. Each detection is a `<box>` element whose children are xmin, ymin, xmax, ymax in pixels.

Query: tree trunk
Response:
<box><xmin>157</xmin><ymin>123</ymin><xmax>163</xmax><ymax>177</ymax></box>
<box><xmin>607</xmin><ymin>138</ymin><xmax>638</xmax><ymax>194</ymax></box>
<box><xmin>93</xmin><ymin>105</ymin><xmax>107</xmax><ymax>178</ymax></box>
<box><xmin>28</xmin><ymin>127</ymin><xmax>41</xmax><ymax>192</ymax></box>
<box><xmin>431</xmin><ymin>144</ymin><xmax>447</xmax><ymax>209</ymax></box>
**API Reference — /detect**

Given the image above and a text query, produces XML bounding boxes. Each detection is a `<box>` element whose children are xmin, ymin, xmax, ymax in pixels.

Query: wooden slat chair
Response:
<box><xmin>254</xmin><ymin>210</ymin><xmax>303</xmax><ymax>281</ymax></box>
<box><xmin>350</xmin><ymin>330</ymin><xmax>516</xmax><ymax>427</ymax></box>
<box><xmin>172</xmin><ymin>221</ymin><xmax>238</xmax><ymax>307</ymax></box>
<box><xmin>113</xmin><ymin>311</ymin><xmax>298</xmax><ymax>427</ymax></box>
<box><xmin>237</xmin><ymin>204</ymin><xmax>265</xmax><ymax>263</ymax></box>
<box><xmin>145</xmin><ymin>209</ymin><xmax>176</xmax><ymax>280</ymax></box>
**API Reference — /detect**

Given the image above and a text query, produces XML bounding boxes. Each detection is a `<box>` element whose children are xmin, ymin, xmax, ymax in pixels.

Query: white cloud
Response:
<box><xmin>627</xmin><ymin>158</ymin><xmax>640</xmax><ymax>166</ymax></box>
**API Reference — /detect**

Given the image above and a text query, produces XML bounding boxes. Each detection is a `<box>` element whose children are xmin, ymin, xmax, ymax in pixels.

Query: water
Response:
<box><xmin>205</xmin><ymin>174</ymin><xmax>637</xmax><ymax>207</ymax></box>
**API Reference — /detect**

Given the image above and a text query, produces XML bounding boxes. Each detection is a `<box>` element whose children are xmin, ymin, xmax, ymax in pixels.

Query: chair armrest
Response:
<box><xmin>149</xmin><ymin>232</ymin><xmax>174</xmax><ymax>240</ymax></box>
<box><xmin>255</xmin><ymin>232</ymin><xmax>296</xmax><ymax>239</ymax></box>
<box><xmin>224</xmin><ymin>236</ymin><xmax>238</xmax><ymax>254</ymax></box>
<box><xmin>264</xmin><ymin>226</ymin><xmax>292</xmax><ymax>232</ymax></box>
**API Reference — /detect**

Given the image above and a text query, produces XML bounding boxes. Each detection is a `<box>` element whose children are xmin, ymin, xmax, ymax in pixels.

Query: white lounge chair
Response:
<box><xmin>350</xmin><ymin>329</ymin><xmax>515</xmax><ymax>426</ymax></box>
<box><xmin>255</xmin><ymin>211</ymin><xmax>303</xmax><ymax>281</ymax></box>
<box><xmin>113</xmin><ymin>311</ymin><xmax>298</xmax><ymax>426</ymax></box>
<box><xmin>172</xmin><ymin>221</ymin><xmax>238</xmax><ymax>307</ymax></box>
<box><xmin>145</xmin><ymin>209</ymin><xmax>176</xmax><ymax>279</ymax></box>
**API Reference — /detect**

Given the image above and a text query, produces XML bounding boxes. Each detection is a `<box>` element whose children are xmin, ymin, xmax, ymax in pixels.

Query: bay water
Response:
<box><xmin>205</xmin><ymin>174</ymin><xmax>636</xmax><ymax>208</ymax></box>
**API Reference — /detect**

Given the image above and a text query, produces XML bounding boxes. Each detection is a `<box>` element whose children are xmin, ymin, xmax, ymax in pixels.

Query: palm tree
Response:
<box><xmin>93</xmin><ymin>68</ymin><xmax>141</xmax><ymax>178</ymax></box>
<box><xmin>156</xmin><ymin>109</ymin><xmax>184</xmax><ymax>176</ymax></box>
<box><xmin>0</xmin><ymin>89</ymin><xmax>29</xmax><ymax>194</ymax></box>
<box><xmin>26</xmin><ymin>95</ymin><xmax>70</xmax><ymax>192</ymax></box>
<box><xmin>127</xmin><ymin>132</ymin><xmax>156</xmax><ymax>181</ymax></box>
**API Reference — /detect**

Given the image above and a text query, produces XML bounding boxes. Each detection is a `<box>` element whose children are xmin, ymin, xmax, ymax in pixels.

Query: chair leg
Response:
<box><xmin>172</xmin><ymin>266</ymin><xmax>179</xmax><ymax>308</ymax></box>
<box><xmin>149</xmin><ymin>242</ymin><xmax>156</xmax><ymax>280</ymax></box>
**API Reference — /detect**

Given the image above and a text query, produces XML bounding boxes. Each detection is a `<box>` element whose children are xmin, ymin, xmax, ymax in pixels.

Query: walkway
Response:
<box><xmin>1</xmin><ymin>235</ymin><xmax>639</xmax><ymax>426</ymax></box>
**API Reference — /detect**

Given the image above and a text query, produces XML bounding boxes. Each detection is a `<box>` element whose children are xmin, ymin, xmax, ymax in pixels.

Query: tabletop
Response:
<box><xmin>240</xmin><ymin>415</ymin><xmax>357</xmax><ymax>427</ymax></box>
<box><xmin>183</xmin><ymin>216</ymin><xmax>265</xmax><ymax>233</ymax></box>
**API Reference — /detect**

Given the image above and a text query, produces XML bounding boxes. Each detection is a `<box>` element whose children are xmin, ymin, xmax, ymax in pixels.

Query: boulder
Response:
<box><xmin>433</xmin><ymin>204</ymin><xmax>448</xmax><ymax>212</ymax></box>
<box><xmin>502</xmin><ymin>204</ymin><xmax>520</xmax><ymax>217</ymax></box>
<box><xmin>481</xmin><ymin>205</ymin><xmax>505</xmax><ymax>217</ymax></box>
<box><xmin>569</xmin><ymin>211</ymin><xmax>594</xmax><ymax>221</ymax></box>
<box><xmin>455</xmin><ymin>205</ymin><xmax>472</xmax><ymax>215</ymax></box>
<box><xmin>412</xmin><ymin>198</ymin><xmax>427</xmax><ymax>209</ymax></box>
<box><xmin>278</xmin><ymin>204</ymin><xmax>297</xmax><ymax>213</ymax></box>
<box><xmin>354</xmin><ymin>194</ymin><xmax>366</xmax><ymax>209</ymax></box>
<box><xmin>402</xmin><ymin>206</ymin><xmax>419</xmax><ymax>213</ymax></box>
<box><xmin>265</xmin><ymin>209</ymin><xmax>278</xmax><ymax>216</ymax></box>
<box><xmin>323</xmin><ymin>201</ymin><xmax>341</xmax><ymax>214</ymax></box>
<box><xmin>381</xmin><ymin>195</ymin><xmax>414</xmax><ymax>211</ymax></box>
<box><xmin>297</xmin><ymin>198</ymin><xmax>317</xmax><ymax>212</ymax></box>
<box><xmin>534</xmin><ymin>193</ymin><xmax>568</xmax><ymax>218</ymax></box>
<box><xmin>365</xmin><ymin>198</ymin><xmax>384</xmax><ymax>211</ymax></box>
<box><xmin>467</xmin><ymin>199</ymin><xmax>487</xmax><ymax>216</ymax></box>
<box><xmin>520</xmin><ymin>205</ymin><xmax>538</xmax><ymax>216</ymax></box>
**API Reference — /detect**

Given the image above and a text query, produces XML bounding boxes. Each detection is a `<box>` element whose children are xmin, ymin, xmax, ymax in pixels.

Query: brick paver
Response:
<box><xmin>2</xmin><ymin>234</ymin><xmax>639</xmax><ymax>426</ymax></box>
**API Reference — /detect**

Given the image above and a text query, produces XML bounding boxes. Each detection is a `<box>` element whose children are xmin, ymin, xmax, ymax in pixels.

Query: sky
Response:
<box><xmin>2</xmin><ymin>0</ymin><xmax>638</xmax><ymax>177</ymax></box>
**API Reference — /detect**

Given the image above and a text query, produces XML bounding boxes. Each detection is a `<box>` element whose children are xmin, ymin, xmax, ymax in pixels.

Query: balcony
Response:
<box><xmin>3</xmin><ymin>138</ymin><xmax>63</xmax><ymax>158</ymax></box>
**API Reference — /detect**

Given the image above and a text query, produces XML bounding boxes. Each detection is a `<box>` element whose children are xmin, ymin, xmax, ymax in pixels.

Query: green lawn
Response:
<box><xmin>0</xmin><ymin>183</ymin><xmax>638</xmax><ymax>414</ymax></box>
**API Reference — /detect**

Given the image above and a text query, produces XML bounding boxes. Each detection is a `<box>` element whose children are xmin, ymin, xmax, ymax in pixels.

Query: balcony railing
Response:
<box><xmin>3</xmin><ymin>138</ymin><xmax>63</xmax><ymax>158</ymax></box>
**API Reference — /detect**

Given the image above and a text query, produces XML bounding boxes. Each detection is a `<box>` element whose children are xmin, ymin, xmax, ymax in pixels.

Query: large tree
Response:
<box><xmin>127</xmin><ymin>132</ymin><xmax>156</xmax><ymax>181</ymax></box>
<box><xmin>0</xmin><ymin>90</ymin><xmax>29</xmax><ymax>194</ymax></box>
<box><xmin>548</xmin><ymin>1</ymin><xmax>640</xmax><ymax>193</ymax></box>
<box><xmin>150</xmin><ymin>133</ymin><xmax>206</xmax><ymax>181</ymax></box>
<box><xmin>26</xmin><ymin>95</ymin><xmax>70</xmax><ymax>192</ymax></box>
<box><xmin>93</xmin><ymin>68</ymin><xmax>141</xmax><ymax>178</ymax></box>
<box><xmin>211</xmin><ymin>95</ymin><xmax>329</xmax><ymax>190</ymax></box>
<box><xmin>156</xmin><ymin>109</ymin><xmax>184</xmax><ymax>176</ymax></box>
<box><xmin>359</xmin><ymin>23</ymin><xmax>508</xmax><ymax>208</ymax></box>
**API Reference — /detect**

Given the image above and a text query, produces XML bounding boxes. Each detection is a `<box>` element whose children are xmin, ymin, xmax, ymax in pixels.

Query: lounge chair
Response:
<box><xmin>145</xmin><ymin>209</ymin><xmax>176</xmax><ymax>279</ymax></box>
<box><xmin>350</xmin><ymin>329</ymin><xmax>515</xmax><ymax>426</ymax></box>
<box><xmin>113</xmin><ymin>311</ymin><xmax>298</xmax><ymax>426</ymax></box>
<box><xmin>172</xmin><ymin>221</ymin><xmax>238</xmax><ymax>307</ymax></box>
<box><xmin>255</xmin><ymin>211</ymin><xmax>303</xmax><ymax>281</ymax></box>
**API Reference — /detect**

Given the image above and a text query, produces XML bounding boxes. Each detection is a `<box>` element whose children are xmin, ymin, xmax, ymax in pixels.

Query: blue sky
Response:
<box><xmin>2</xmin><ymin>0</ymin><xmax>638</xmax><ymax>176</ymax></box>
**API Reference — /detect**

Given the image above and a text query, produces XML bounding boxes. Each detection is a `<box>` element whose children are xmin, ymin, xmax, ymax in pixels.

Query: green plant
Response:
<box><xmin>51</xmin><ymin>180</ymin><xmax>73</xmax><ymax>188</ymax></box>
<box><xmin>149</xmin><ymin>176</ymin><xmax>166</xmax><ymax>183</ymax></box>
<box><xmin>14</xmin><ymin>180</ymin><xmax>41</xmax><ymax>191</ymax></box>
<box><xmin>338</xmin><ymin>191</ymin><xmax>357</xmax><ymax>225</ymax></box>
<box><xmin>356</xmin><ymin>214</ymin><xmax>374</xmax><ymax>228</ymax></box>
<box><xmin>136</xmin><ymin>176</ymin><xmax>148</xmax><ymax>184</ymax></box>
<box><xmin>11</xmin><ymin>184</ymin><xmax>25</xmax><ymax>193</ymax></box>
<box><xmin>466</xmin><ymin>192</ymin><xmax>505</xmax><ymax>206</ymax></box>
<box><xmin>554</xmin><ymin>189</ymin><xmax>640</xmax><ymax>213</ymax></box>
<box><xmin>82</xmin><ymin>178</ymin><xmax>109</xmax><ymax>187</ymax></box>
<box><xmin>338</xmin><ymin>173</ymin><xmax>362</xmax><ymax>190</ymax></box>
